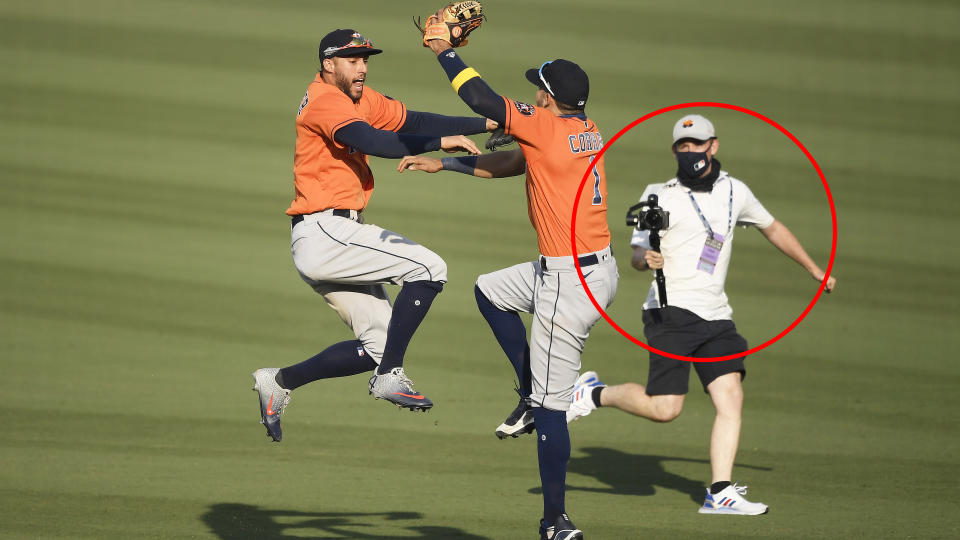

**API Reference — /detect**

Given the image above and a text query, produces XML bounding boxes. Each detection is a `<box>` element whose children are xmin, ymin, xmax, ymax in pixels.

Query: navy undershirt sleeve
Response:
<box><xmin>440</xmin><ymin>155</ymin><xmax>478</xmax><ymax>175</ymax></box>
<box><xmin>334</xmin><ymin>121</ymin><xmax>441</xmax><ymax>159</ymax></box>
<box><xmin>399</xmin><ymin>110</ymin><xmax>487</xmax><ymax>136</ymax></box>
<box><xmin>436</xmin><ymin>49</ymin><xmax>506</xmax><ymax>126</ymax></box>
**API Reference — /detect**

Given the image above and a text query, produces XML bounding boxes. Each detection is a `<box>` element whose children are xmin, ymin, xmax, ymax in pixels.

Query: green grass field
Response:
<box><xmin>3</xmin><ymin>0</ymin><xmax>959</xmax><ymax>538</ymax></box>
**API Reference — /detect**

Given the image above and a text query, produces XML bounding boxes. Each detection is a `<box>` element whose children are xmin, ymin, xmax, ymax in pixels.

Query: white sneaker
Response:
<box><xmin>698</xmin><ymin>483</ymin><xmax>768</xmax><ymax>515</ymax></box>
<box><xmin>566</xmin><ymin>370</ymin><xmax>604</xmax><ymax>423</ymax></box>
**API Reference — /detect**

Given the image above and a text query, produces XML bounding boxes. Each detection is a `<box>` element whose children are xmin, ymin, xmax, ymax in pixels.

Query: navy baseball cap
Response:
<box><xmin>319</xmin><ymin>29</ymin><xmax>383</xmax><ymax>59</ymax></box>
<box><xmin>524</xmin><ymin>59</ymin><xmax>589</xmax><ymax>109</ymax></box>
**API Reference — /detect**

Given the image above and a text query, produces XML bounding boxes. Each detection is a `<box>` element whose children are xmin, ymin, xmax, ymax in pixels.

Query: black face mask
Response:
<box><xmin>676</xmin><ymin>151</ymin><xmax>720</xmax><ymax>192</ymax></box>
<box><xmin>677</xmin><ymin>150</ymin><xmax>710</xmax><ymax>178</ymax></box>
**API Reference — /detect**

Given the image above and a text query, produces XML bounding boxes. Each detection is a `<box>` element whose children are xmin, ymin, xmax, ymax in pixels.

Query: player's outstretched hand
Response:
<box><xmin>440</xmin><ymin>135</ymin><xmax>481</xmax><ymax>155</ymax></box>
<box><xmin>398</xmin><ymin>156</ymin><xmax>443</xmax><ymax>174</ymax></box>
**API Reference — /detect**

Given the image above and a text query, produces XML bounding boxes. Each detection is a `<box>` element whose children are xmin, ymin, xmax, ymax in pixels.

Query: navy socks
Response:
<box><xmin>377</xmin><ymin>280</ymin><xmax>444</xmax><ymax>374</ymax></box>
<box><xmin>533</xmin><ymin>407</ymin><xmax>570</xmax><ymax>527</ymax></box>
<box><xmin>474</xmin><ymin>287</ymin><xmax>567</xmax><ymax>526</ymax></box>
<box><xmin>278</xmin><ymin>340</ymin><xmax>377</xmax><ymax>390</ymax></box>
<box><xmin>474</xmin><ymin>285</ymin><xmax>532</xmax><ymax>396</ymax></box>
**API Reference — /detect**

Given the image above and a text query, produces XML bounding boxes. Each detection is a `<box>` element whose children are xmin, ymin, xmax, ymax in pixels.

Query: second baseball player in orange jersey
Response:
<box><xmin>399</xmin><ymin>40</ymin><xmax>618</xmax><ymax>539</ymax></box>
<box><xmin>497</xmin><ymin>95</ymin><xmax>610</xmax><ymax>257</ymax></box>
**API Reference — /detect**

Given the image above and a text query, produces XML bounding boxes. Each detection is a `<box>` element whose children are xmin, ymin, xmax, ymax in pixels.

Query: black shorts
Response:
<box><xmin>642</xmin><ymin>306</ymin><xmax>747</xmax><ymax>396</ymax></box>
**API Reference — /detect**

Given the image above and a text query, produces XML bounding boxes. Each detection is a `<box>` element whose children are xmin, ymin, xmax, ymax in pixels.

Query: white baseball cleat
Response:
<box><xmin>698</xmin><ymin>483</ymin><xmax>769</xmax><ymax>515</ymax></box>
<box><xmin>368</xmin><ymin>367</ymin><xmax>433</xmax><ymax>411</ymax></box>
<box><xmin>566</xmin><ymin>370</ymin><xmax>604</xmax><ymax>423</ymax></box>
<box><xmin>252</xmin><ymin>368</ymin><xmax>291</xmax><ymax>442</ymax></box>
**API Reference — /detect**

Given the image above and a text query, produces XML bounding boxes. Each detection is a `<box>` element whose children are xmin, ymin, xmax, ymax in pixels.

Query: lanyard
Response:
<box><xmin>685</xmin><ymin>177</ymin><xmax>733</xmax><ymax>238</ymax></box>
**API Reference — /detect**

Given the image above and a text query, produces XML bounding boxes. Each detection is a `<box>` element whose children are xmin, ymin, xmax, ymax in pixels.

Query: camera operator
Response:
<box><xmin>567</xmin><ymin>114</ymin><xmax>836</xmax><ymax>515</ymax></box>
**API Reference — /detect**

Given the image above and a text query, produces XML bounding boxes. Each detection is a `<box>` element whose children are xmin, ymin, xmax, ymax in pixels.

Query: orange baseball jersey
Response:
<box><xmin>501</xmin><ymin>97</ymin><xmax>610</xmax><ymax>257</ymax></box>
<box><xmin>287</xmin><ymin>74</ymin><xmax>407</xmax><ymax>216</ymax></box>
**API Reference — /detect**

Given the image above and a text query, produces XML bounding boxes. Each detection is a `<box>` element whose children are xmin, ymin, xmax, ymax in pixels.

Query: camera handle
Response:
<box><xmin>626</xmin><ymin>194</ymin><xmax>668</xmax><ymax>307</ymax></box>
<box><xmin>647</xmin><ymin>229</ymin><xmax>668</xmax><ymax>307</ymax></box>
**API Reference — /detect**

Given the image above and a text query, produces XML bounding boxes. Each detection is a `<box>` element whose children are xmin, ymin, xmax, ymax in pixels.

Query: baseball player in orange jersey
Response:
<box><xmin>397</xmin><ymin>38</ymin><xmax>618</xmax><ymax>540</ymax></box>
<box><xmin>252</xmin><ymin>29</ymin><xmax>499</xmax><ymax>442</ymax></box>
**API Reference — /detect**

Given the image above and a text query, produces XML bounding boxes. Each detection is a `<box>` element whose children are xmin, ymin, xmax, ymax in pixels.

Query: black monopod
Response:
<box><xmin>625</xmin><ymin>194</ymin><xmax>670</xmax><ymax>307</ymax></box>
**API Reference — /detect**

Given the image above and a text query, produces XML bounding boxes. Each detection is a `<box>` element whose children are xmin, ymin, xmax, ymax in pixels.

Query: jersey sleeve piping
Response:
<box><xmin>387</xmin><ymin>103</ymin><xmax>407</xmax><ymax>132</ymax></box>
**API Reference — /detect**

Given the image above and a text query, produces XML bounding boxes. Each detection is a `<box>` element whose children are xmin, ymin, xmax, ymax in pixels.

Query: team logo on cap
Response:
<box><xmin>514</xmin><ymin>101</ymin><xmax>535</xmax><ymax>116</ymax></box>
<box><xmin>683</xmin><ymin>119</ymin><xmax>694</xmax><ymax>128</ymax></box>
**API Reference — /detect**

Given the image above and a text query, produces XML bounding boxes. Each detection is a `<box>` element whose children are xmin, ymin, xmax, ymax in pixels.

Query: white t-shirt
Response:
<box><xmin>630</xmin><ymin>171</ymin><xmax>775</xmax><ymax>321</ymax></box>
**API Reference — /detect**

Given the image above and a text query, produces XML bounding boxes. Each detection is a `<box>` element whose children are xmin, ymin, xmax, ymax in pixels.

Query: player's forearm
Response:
<box><xmin>440</xmin><ymin>156</ymin><xmax>486</xmax><ymax>178</ymax></box>
<box><xmin>335</xmin><ymin>121</ymin><xmax>440</xmax><ymax>159</ymax></box>
<box><xmin>760</xmin><ymin>220</ymin><xmax>824</xmax><ymax>277</ymax></box>
<box><xmin>399</xmin><ymin>110</ymin><xmax>488</xmax><ymax>136</ymax></box>
<box><xmin>442</xmin><ymin>150</ymin><xmax>524</xmax><ymax>179</ymax></box>
<box><xmin>434</xmin><ymin>48</ymin><xmax>506</xmax><ymax>125</ymax></box>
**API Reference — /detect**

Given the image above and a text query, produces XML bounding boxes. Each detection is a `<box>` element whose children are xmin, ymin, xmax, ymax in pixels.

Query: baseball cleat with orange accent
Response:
<box><xmin>368</xmin><ymin>367</ymin><xmax>433</xmax><ymax>411</ymax></box>
<box><xmin>252</xmin><ymin>368</ymin><xmax>291</xmax><ymax>442</ymax></box>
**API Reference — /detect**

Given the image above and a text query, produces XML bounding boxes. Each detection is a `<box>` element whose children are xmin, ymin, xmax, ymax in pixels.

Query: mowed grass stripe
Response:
<box><xmin>0</xmin><ymin>414</ymin><xmax>544</xmax><ymax>535</ymax></box>
<box><xmin>0</xmin><ymin>164</ymin><xmax>282</xmax><ymax>234</ymax></box>
<box><xmin>0</xmin><ymin>256</ymin><xmax>504</xmax><ymax>351</ymax></box>
<box><xmin>0</xmin><ymin>15</ymin><xmax>305</xmax><ymax>76</ymax></box>
<box><xmin>542</xmin><ymin>0</ymin><xmax>960</xmax><ymax>40</ymax></box>
<box><xmin>0</xmin><ymin>82</ymin><xmax>287</xmax><ymax>150</ymax></box>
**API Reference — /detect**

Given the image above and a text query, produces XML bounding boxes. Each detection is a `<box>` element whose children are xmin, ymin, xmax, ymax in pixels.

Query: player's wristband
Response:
<box><xmin>441</xmin><ymin>156</ymin><xmax>478</xmax><ymax>175</ymax></box>
<box><xmin>437</xmin><ymin>49</ymin><xmax>480</xmax><ymax>92</ymax></box>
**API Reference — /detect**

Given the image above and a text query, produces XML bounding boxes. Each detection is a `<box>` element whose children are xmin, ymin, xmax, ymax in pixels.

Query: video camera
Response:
<box><xmin>625</xmin><ymin>193</ymin><xmax>670</xmax><ymax>307</ymax></box>
<box><xmin>626</xmin><ymin>194</ymin><xmax>670</xmax><ymax>232</ymax></box>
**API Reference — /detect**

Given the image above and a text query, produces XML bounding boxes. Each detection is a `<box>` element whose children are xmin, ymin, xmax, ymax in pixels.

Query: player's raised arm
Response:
<box><xmin>415</xmin><ymin>7</ymin><xmax>506</xmax><ymax>127</ymax></box>
<box><xmin>427</xmin><ymin>43</ymin><xmax>506</xmax><ymax>125</ymax></box>
<box><xmin>397</xmin><ymin>149</ymin><xmax>524</xmax><ymax>179</ymax></box>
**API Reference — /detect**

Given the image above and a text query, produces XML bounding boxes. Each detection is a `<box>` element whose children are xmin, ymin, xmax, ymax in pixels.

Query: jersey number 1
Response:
<box><xmin>591</xmin><ymin>166</ymin><xmax>602</xmax><ymax>205</ymax></box>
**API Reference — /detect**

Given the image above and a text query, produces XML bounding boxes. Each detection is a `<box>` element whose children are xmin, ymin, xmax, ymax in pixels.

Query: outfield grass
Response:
<box><xmin>2</xmin><ymin>0</ymin><xmax>959</xmax><ymax>538</ymax></box>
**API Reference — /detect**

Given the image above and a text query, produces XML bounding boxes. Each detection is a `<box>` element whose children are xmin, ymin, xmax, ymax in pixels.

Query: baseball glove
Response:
<box><xmin>485</xmin><ymin>127</ymin><xmax>515</xmax><ymax>150</ymax></box>
<box><xmin>414</xmin><ymin>2</ymin><xmax>485</xmax><ymax>48</ymax></box>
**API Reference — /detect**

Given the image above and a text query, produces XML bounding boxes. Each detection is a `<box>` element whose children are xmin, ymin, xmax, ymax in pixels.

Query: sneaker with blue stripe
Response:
<box><xmin>698</xmin><ymin>483</ymin><xmax>768</xmax><ymax>515</ymax></box>
<box><xmin>566</xmin><ymin>370</ymin><xmax>604</xmax><ymax>424</ymax></box>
